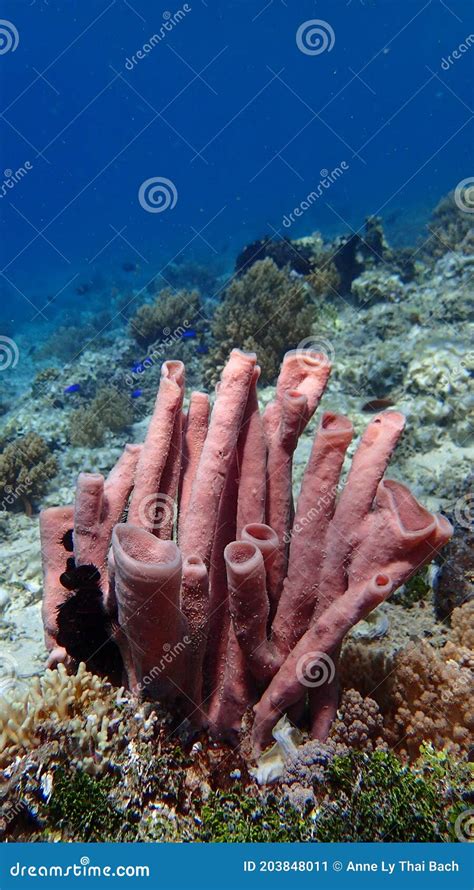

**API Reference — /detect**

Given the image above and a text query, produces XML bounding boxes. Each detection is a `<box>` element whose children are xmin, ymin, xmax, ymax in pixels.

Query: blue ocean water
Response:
<box><xmin>0</xmin><ymin>0</ymin><xmax>472</xmax><ymax>331</ymax></box>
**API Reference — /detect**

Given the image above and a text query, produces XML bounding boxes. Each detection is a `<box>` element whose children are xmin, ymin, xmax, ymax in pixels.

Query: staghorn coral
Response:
<box><xmin>0</xmin><ymin>432</ymin><xmax>57</xmax><ymax>514</ymax></box>
<box><xmin>204</xmin><ymin>261</ymin><xmax>314</xmax><ymax>384</ymax></box>
<box><xmin>0</xmin><ymin>662</ymin><xmax>131</xmax><ymax>771</ymax></box>
<box><xmin>129</xmin><ymin>287</ymin><xmax>204</xmax><ymax>348</ymax></box>
<box><xmin>68</xmin><ymin>386</ymin><xmax>133</xmax><ymax>447</ymax></box>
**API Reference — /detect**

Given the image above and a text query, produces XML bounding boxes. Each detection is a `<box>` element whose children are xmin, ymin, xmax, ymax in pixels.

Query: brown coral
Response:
<box><xmin>384</xmin><ymin>633</ymin><xmax>473</xmax><ymax>757</ymax></box>
<box><xmin>0</xmin><ymin>432</ymin><xmax>57</xmax><ymax>514</ymax></box>
<box><xmin>205</xmin><ymin>259</ymin><xmax>314</xmax><ymax>384</ymax></box>
<box><xmin>68</xmin><ymin>387</ymin><xmax>133</xmax><ymax>447</ymax></box>
<box><xmin>423</xmin><ymin>190</ymin><xmax>473</xmax><ymax>260</ymax></box>
<box><xmin>329</xmin><ymin>689</ymin><xmax>386</xmax><ymax>752</ymax></box>
<box><xmin>129</xmin><ymin>287</ymin><xmax>204</xmax><ymax>347</ymax></box>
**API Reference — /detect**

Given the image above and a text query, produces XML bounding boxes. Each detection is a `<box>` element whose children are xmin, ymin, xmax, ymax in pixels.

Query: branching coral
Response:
<box><xmin>39</xmin><ymin>348</ymin><xmax>452</xmax><ymax>762</ymax></box>
<box><xmin>0</xmin><ymin>662</ymin><xmax>156</xmax><ymax>776</ymax></box>
<box><xmin>0</xmin><ymin>432</ymin><xmax>57</xmax><ymax>514</ymax></box>
<box><xmin>383</xmin><ymin>630</ymin><xmax>473</xmax><ymax>758</ymax></box>
<box><xmin>204</xmin><ymin>260</ymin><xmax>314</xmax><ymax>384</ymax></box>
<box><xmin>129</xmin><ymin>287</ymin><xmax>204</xmax><ymax>348</ymax></box>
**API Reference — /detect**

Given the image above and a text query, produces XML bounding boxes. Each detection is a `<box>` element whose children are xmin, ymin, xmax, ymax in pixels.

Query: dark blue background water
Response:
<box><xmin>0</xmin><ymin>0</ymin><xmax>472</xmax><ymax>329</ymax></box>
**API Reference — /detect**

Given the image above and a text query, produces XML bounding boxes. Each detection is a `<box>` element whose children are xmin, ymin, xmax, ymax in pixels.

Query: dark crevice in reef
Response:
<box><xmin>57</xmin><ymin>558</ymin><xmax>123</xmax><ymax>684</ymax></box>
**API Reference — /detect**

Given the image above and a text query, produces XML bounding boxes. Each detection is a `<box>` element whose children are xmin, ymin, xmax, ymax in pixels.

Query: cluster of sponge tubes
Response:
<box><xmin>40</xmin><ymin>349</ymin><xmax>452</xmax><ymax>758</ymax></box>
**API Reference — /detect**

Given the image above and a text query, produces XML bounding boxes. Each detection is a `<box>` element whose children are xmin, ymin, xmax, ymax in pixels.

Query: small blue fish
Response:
<box><xmin>131</xmin><ymin>389</ymin><xmax>143</xmax><ymax>399</ymax></box>
<box><xmin>196</xmin><ymin>343</ymin><xmax>209</xmax><ymax>355</ymax></box>
<box><xmin>64</xmin><ymin>383</ymin><xmax>81</xmax><ymax>393</ymax></box>
<box><xmin>182</xmin><ymin>329</ymin><xmax>197</xmax><ymax>339</ymax></box>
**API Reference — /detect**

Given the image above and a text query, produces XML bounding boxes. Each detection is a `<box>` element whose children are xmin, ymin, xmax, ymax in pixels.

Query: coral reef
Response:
<box><xmin>386</xmin><ymin>638</ymin><xmax>472</xmax><ymax>759</ymax></box>
<box><xmin>0</xmin><ymin>662</ymin><xmax>132</xmax><ymax>771</ymax></box>
<box><xmin>235</xmin><ymin>236</ymin><xmax>314</xmax><ymax>277</ymax></box>
<box><xmin>39</xmin><ymin>349</ymin><xmax>451</xmax><ymax>760</ymax></box>
<box><xmin>316</xmin><ymin>749</ymin><xmax>468</xmax><ymax>842</ymax></box>
<box><xmin>0</xmin><ymin>432</ymin><xmax>57</xmax><ymax>515</ymax></box>
<box><xmin>68</xmin><ymin>387</ymin><xmax>134</xmax><ymax>447</ymax></box>
<box><xmin>423</xmin><ymin>190</ymin><xmax>474</xmax><ymax>259</ymax></box>
<box><xmin>129</xmin><ymin>287</ymin><xmax>204</xmax><ymax>348</ymax></box>
<box><xmin>329</xmin><ymin>690</ymin><xmax>385</xmax><ymax>752</ymax></box>
<box><xmin>204</xmin><ymin>261</ymin><xmax>314</xmax><ymax>384</ymax></box>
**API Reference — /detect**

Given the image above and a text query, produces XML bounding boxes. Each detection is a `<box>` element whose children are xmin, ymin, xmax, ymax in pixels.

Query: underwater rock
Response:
<box><xmin>235</xmin><ymin>236</ymin><xmax>314</xmax><ymax>277</ymax></box>
<box><xmin>433</xmin><ymin>504</ymin><xmax>474</xmax><ymax>620</ymax></box>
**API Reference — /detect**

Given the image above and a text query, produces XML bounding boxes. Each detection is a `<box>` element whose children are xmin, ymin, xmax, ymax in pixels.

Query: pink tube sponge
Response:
<box><xmin>40</xmin><ymin>349</ymin><xmax>452</xmax><ymax>757</ymax></box>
